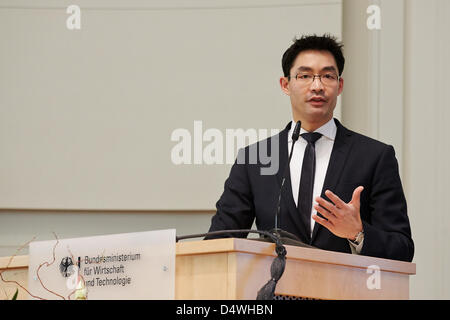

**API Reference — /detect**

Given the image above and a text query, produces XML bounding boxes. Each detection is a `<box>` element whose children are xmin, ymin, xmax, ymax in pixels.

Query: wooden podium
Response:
<box><xmin>1</xmin><ymin>238</ymin><xmax>415</xmax><ymax>300</ymax></box>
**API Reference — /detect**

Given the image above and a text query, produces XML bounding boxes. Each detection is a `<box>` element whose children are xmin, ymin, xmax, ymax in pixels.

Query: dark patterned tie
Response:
<box><xmin>298</xmin><ymin>132</ymin><xmax>322</xmax><ymax>240</ymax></box>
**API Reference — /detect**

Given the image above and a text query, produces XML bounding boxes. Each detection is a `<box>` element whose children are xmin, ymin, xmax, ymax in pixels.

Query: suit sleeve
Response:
<box><xmin>361</xmin><ymin>145</ymin><xmax>414</xmax><ymax>262</ymax></box>
<box><xmin>204</xmin><ymin>148</ymin><xmax>255</xmax><ymax>239</ymax></box>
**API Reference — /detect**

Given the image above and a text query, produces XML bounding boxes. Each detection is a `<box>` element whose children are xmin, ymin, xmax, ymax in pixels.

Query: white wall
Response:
<box><xmin>0</xmin><ymin>0</ymin><xmax>341</xmax><ymax>262</ymax></box>
<box><xmin>0</xmin><ymin>0</ymin><xmax>341</xmax><ymax>211</ymax></box>
<box><xmin>343</xmin><ymin>0</ymin><xmax>450</xmax><ymax>299</ymax></box>
<box><xmin>0</xmin><ymin>210</ymin><xmax>214</xmax><ymax>257</ymax></box>
<box><xmin>403</xmin><ymin>0</ymin><xmax>450</xmax><ymax>300</ymax></box>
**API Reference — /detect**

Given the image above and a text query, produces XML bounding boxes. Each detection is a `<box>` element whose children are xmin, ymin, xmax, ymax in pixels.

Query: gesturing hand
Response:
<box><xmin>312</xmin><ymin>186</ymin><xmax>364</xmax><ymax>240</ymax></box>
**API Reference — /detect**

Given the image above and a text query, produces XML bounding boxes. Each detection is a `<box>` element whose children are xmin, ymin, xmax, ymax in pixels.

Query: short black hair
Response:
<box><xmin>282</xmin><ymin>34</ymin><xmax>345</xmax><ymax>78</ymax></box>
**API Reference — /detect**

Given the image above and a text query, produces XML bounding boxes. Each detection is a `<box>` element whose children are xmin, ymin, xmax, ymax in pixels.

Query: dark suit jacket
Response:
<box><xmin>206</xmin><ymin>119</ymin><xmax>414</xmax><ymax>262</ymax></box>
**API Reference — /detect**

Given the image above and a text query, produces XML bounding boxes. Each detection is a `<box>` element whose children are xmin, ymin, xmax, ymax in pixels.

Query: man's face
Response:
<box><xmin>280</xmin><ymin>50</ymin><xmax>344</xmax><ymax>128</ymax></box>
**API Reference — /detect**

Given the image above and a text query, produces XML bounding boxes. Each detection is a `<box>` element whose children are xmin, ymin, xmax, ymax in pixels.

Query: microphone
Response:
<box><xmin>291</xmin><ymin>120</ymin><xmax>302</xmax><ymax>142</ymax></box>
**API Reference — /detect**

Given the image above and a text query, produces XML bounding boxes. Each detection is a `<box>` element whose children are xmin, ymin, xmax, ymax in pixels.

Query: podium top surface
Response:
<box><xmin>176</xmin><ymin>238</ymin><xmax>416</xmax><ymax>275</ymax></box>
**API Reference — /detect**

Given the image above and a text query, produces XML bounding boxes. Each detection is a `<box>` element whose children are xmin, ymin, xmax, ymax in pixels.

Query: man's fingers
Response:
<box><xmin>314</xmin><ymin>203</ymin><xmax>336</xmax><ymax>222</ymax></box>
<box><xmin>315</xmin><ymin>196</ymin><xmax>341</xmax><ymax>216</ymax></box>
<box><xmin>351</xmin><ymin>186</ymin><xmax>364</xmax><ymax>204</ymax></box>
<box><xmin>312</xmin><ymin>213</ymin><xmax>334</xmax><ymax>231</ymax></box>
<box><xmin>324</xmin><ymin>190</ymin><xmax>347</xmax><ymax>208</ymax></box>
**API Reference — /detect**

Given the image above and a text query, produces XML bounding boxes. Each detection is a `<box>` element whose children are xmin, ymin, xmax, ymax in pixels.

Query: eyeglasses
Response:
<box><xmin>289</xmin><ymin>73</ymin><xmax>339</xmax><ymax>86</ymax></box>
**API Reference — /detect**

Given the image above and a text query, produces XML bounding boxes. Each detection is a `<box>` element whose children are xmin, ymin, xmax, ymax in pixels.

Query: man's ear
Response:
<box><xmin>280</xmin><ymin>77</ymin><xmax>290</xmax><ymax>96</ymax></box>
<box><xmin>338</xmin><ymin>76</ymin><xmax>344</xmax><ymax>96</ymax></box>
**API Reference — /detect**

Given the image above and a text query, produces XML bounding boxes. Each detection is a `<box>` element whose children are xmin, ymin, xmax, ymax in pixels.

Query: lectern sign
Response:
<box><xmin>28</xmin><ymin>229</ymin><xmax>175</xmax><ymax>300</ymax></box>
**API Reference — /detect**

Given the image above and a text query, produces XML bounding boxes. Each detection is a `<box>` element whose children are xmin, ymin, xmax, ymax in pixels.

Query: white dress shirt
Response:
<box><xmin>287</xmin><ymin>118</ymin><xmax>363</xmax><ymax>254</ymax></box>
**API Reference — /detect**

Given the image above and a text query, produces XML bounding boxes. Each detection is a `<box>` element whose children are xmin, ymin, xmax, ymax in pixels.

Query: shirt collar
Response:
<box><xmin>288</xmin><ymin>118</ymin><xmax>337</xmax><ymax>143</ymax></box>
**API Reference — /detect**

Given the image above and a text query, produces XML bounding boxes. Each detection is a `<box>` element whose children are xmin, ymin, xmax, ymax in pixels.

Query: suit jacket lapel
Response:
<box><xmin>311</xmin><ymin>119</ymin><xmax>354</xmax><ymax>243</ymax></box>
<box><xmin>275</xmin><ymin>122</ymin><xmax>290</xmax><ymax>187</ymax></box>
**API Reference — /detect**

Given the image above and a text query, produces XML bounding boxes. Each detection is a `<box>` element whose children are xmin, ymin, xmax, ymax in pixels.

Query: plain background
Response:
<box><xmin>1</xmin><ymin>0</ymin><xmax>449</xmax><ymax>299</ymax></box>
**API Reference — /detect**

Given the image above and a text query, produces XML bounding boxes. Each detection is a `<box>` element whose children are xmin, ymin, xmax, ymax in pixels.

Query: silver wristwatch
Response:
<box><xmin>350</xmin><ymin>230</ymin><xmax>364</xmax><ymax>245</ymax></box>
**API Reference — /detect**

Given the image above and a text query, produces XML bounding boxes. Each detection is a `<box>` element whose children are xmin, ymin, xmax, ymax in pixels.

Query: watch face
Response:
<box><xmin>59</xmin><ymin>257</ymin><xmax>74</xmax><ymax>278</ymax></box>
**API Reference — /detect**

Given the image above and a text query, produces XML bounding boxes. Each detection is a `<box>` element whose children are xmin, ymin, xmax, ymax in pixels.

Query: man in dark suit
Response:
<box><xmin>205</xmin><ymin>35</ymin><xmax>414</xmax><ymax>262</ymax></box>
